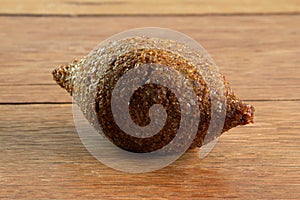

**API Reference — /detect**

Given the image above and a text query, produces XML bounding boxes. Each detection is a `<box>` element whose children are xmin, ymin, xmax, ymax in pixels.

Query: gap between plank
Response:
<box><xmin>0</xmin><ymin>12</ymin><xmax>299</xmax><ymax>18</ymax></box>
<box><xmin>0</xmin><ymin>83</ymin><xmax>54</xmax><ymax>86</ymax></box>
<box><xmin>1</xmin><ymin>99</ymin><xmax>300</xmax><ymax>105</ymax></box>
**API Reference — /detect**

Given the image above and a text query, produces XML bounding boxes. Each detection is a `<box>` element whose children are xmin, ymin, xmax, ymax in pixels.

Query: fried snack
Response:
<box><xmin>52</xmin><ymin>37</ymin><xmax>254</xmax><ymax>153</ymax></box>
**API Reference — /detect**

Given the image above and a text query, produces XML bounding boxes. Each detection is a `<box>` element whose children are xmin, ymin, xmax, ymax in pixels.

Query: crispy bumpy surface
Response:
<box><xmin>52</xmin><ymin>37</ymin><xmax>255</xmax><ymax>153</ymax></box>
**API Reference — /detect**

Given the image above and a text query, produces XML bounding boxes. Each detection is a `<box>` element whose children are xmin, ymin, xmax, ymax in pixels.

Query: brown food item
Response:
<box><xmin>52</xmin><ymin>37</ymin><xmax>254</xmax><ymax>153</ymax></box>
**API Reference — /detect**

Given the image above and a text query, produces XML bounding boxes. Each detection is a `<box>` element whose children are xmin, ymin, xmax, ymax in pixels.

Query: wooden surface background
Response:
<box><xmin>0</xmin><ymin>1</ymin><xmax>299</xmax><ymax>199</ymax></box>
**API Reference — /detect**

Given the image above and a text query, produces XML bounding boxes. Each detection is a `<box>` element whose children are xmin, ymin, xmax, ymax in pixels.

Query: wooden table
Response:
<box><xmin>1</xmin><ymin>1</ymin><xmax>299</xmax><ymax>199</ymax></box>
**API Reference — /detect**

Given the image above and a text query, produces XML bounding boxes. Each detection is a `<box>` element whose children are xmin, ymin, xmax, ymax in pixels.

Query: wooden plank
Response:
<box><xmin>0</xmin><ymin>15</ymin><xmax>299</xmax><ymax>102</ymax></box>
<box><xmin>0</xmin><ymin>0</ymin><xmax>300</xmax><ymax>15</ymax></box>
<box><xmin>0</xmin><ymin>85</ymin><xmax>72</xmax><ymax>103</ymax></box>
<box><xmin>0</xmin><ymin>101</ymin><xmax>299</xmax><ymax>199</ymax></box>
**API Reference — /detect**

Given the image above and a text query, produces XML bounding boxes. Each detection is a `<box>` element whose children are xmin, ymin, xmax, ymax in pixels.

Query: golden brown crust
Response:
<box><xmin>52</xmin><ymin>40</ymin><xmax>255</xmax><ymax>153</ymax></box>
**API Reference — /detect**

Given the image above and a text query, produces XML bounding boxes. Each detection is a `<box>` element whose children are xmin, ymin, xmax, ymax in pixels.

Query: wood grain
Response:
<box><xmin>0</xmin><ymin>15</ymin><xmax>300</xmax><ymax>102</ymax></box>
<box><xmin>0</xmin><ymin>101</ymin><xmax>299</xmax><ymax>199</ymax></box>
<box><xmin>1</xmin><ymin>0</ymin><xmax>300</xmax><ymax>15</ymax></box>
<box><xmin>1</xmin><ymin>0</ymin><xmax>300</xmax><ymax>198</ymax></box>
